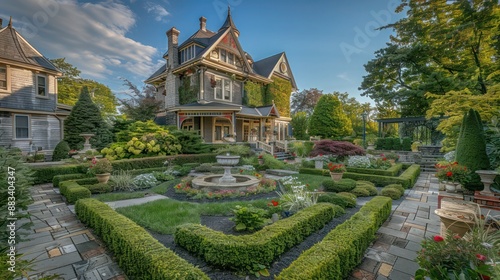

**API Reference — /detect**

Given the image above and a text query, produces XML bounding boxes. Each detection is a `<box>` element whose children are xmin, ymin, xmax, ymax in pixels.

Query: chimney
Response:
<box><xmin>199</xmin><ymin>16</ymin><xmax>206</xmax><ymax>31</ymax></box>
<box><xmin>166</xmin><ymin>27</ymin><xmax>180</xmax><ymax>68</ymax></box>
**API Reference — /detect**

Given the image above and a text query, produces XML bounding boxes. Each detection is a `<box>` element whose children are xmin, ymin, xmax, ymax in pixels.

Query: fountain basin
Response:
<box><xmin>216</xmin><ymin>154</ymin><xmax>240</xmax><ymax>166</ymax></box>
<box><xmin>192</xmin><ymin>174</ymin><xmax>260</xmax><ymax>192</ymax></box>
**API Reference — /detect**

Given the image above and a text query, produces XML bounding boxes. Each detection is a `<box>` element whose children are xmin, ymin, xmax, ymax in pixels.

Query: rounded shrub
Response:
<box><xmin>337</xmin><ymin>192</ymin><xmax>357</xmax><ymax>207</ymax></box>
<box><xmin>350</xmin><ymin>187</ymin><xmax>371</xmax><ymax>197</ymax></box>
<box><xmin>84</xmin><ymin>183</ymin><xmax>112</xmax><ymax>194</ymax></box>
<box><xmin>355</xmin><ymin>182</ymin><xmax>378</xmax><ymax>196</ymax></box>
<box><xmin>385</xmin><ymin>184</ymin><xmax>405</xmax><ymax>194</ymax></box>
<box><xmin>380</xmin><ymin>187</ymin><xmax>403</xmax><ymax>200</ymax></box>
<box><xmin>317</xmin><ymin>193</ymin><xmax>348</xmax><ymax>208</ymax></box>
<box><xmin>323</xmin><ymin>178</ymin><xmax>357</xmax><ymax>192</ymax></box>
<box><xmin>52</xmin><ymin>141</ymin><xmax>70</xmax><ymax>161</ymax></box>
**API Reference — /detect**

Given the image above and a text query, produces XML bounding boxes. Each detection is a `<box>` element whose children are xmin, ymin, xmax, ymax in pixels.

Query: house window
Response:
<box><xmin>214</xmin><ymin>77</ymin><xmax>231</xmax><ymax>101</ymax></box>
<box><xmin>0</xmin><ymin>64</ymin><xmax>10</xmax><ymax>92</ymax></box>
<box><xmin>36</xmin><ymin>75</ymin><xmax>47</xmax><ymax>97</ymax></box>
<box><xmin>218</xmin><ymin>49</ymin><xmax>235</xmax><ymax>65</ymax></box>
<box><xmin>14</xmin><ymin>115</ymin><xmax>30</xmax><ymax>139</ymax></box>
<box><xmin>180</xmin><ymin>45</ymin><xmax>196</xmax><ymax>64</ymax></box>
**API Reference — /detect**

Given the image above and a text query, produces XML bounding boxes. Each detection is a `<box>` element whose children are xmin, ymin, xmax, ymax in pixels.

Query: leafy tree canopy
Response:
<box><xmin>290</xmin><ymin>88</ymin><xmax>323</xmax><ymax>116</ymax></box>
<box><xmin>290</xmin><ymin>112</ymin><xmax>309</xmax><ymax>140</ymax></box>
<box><xmin>308</xmin><ymin>94</ymin><xmax>352</xmax><ymax>139</ymax></box>
<box><xmin>360</xmin><ymin>0</ymin><xmax>500</xmax><ymax>117</ymax></box>
<box><xmin>119</xmin><ymin>78</ymin><xmax>161</xmax><ymax>122</ymax></box>
<box><xmin>50</xmin><ymin>58</ymin><xmax>118</xmax><ymax>116</ymax></box>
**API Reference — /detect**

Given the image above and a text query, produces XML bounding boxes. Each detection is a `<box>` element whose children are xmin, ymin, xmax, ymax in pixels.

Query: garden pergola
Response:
<box><xmin>375</xmin><ymin>116</ymin><xmax>447</xmax><ymax>145</ymax></box>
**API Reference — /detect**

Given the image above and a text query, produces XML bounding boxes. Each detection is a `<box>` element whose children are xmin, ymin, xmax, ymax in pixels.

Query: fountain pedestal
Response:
<box><xmin>79</xmin><ymin>133</ymin><xmax>95</xmax><ymax>152</ymax></box>
<box><xmin>216</xmin><ymin>154</ymin><xmax>240</xmax><ymax>184</ymax></box>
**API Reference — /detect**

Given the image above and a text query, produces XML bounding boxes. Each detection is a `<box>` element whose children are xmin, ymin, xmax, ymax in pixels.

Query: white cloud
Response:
<box><xmin>145</xmin><ymin>2</ymin><xmax>170</xmax><ymax>22</ymax></box>
<box><xmin>336</xmin><ymin>73</ymin><xmax>353</xmax><ymax>83</ymax></box>
<box><xmin>2</xmin><ymin>0</ymin><xmax>160</xmax><ymax>81</ymax></box>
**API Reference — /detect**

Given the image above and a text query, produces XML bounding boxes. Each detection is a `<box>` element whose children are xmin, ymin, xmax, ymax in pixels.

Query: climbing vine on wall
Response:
<box><xmin>266</xmin><ymin>76</ymin><xmax>292</xmax><ymax>117</ymax></box>
<box><xmin>179</xmin><ymin>75</ymin><xmax>198</xmax><ymax>105</ymax></box>
<box><xmin>243</xmin><ymin>81</ymin><xmax>266</xmax><ymax>107</ymax></box>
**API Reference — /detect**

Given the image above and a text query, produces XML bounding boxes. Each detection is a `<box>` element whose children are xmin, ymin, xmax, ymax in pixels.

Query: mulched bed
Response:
<box><xmin>149</xmin><ymin>198</ymin><xmax>360</xmax><ymax>280</ymax></box>
<box><xmin>165</xmin><ymin>184</ymin><xmax>280</xmax><ymax>203</ymax></box>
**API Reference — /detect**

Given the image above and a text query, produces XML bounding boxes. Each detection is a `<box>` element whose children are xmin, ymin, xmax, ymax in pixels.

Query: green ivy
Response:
<box><xmin>243</xmin><ymin>81</ymin><xmax>266</xmax><ymax>107</ymax></box>
<box><xmin>178</xmin><ymin>75</ymin><xmax>198</xmax><ymax>105</ymax></box>
<box><xmin>266</xmin><ymin>76</ymin><xmax>292</xmax><ymax>117</ymax></box>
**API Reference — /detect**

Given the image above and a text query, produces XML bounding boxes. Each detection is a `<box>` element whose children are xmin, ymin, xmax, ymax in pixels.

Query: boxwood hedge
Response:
<box><xmin>276</xmin><ymin>196</ymin><xmax>392</xmax><ymax>280</ymax></box>
<box><xmin>174</xmin><ymin>203</ymin><xmax>340</xmax><ymax>271</ymax></box>
<box><xmin>75</xmin><ymin>198</ymin><xmax>209</xmax><ymax>280</ymax></box>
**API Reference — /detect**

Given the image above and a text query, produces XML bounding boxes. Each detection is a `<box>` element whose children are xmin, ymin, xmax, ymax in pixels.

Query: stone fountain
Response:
<box><xmin>191</xmin><ymin>153</ymin><xmax>260</xmax><ymax>192</ymax></box>
<box><xmin>79</xmin><ymin>133</ymin><xmax>95</xmax><ymax>152</ymax></box>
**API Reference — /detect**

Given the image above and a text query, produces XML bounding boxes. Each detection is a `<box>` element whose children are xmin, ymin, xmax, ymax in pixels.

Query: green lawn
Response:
<box><xmin>117</xmin><ymin>198</ymin><xmax>274</xmax><ymax>234</ymax></box>
<box><xmin>92</xmin><ymin>179</ymin><xmax>182</xmax><ymax>202</ymax></box>
<box><xmin>292</xmin><ymin>173</ymin><xmax>329</xmax><ymax>191</ymax></box>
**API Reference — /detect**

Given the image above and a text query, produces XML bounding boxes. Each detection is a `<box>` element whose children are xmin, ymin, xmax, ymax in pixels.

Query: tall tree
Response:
<box><xmin>50</xmin><ymin>58</ymin><xmax>118</xmax><ymax>116</ymax></box>
<box><xmin>119</xmin><ymin>79</ymin><xmax>161</xmax><ymax>122</ymax></box>
<box><xmin>308</xmin><ymin>94</ymin><xmax>352</xmax><ymax>139</ymax></box>
<box><xmin>64</xmin><ymin>86</ymin><xmax>113</xmax><ymax>150</ymax></box>
<box><xmin>290</xmin><ymin>112</ymin><xmax>309</xmax><ymax>140</ymax></box>
<box><xmin>334</xmin><ymin>92</ymin><xmax>374</xmax><ymax>137</ymax></box>
<box><xmin>360</xmin><ymin>0</ymin><xmax>500</xmax><ymax>117</ymax></box>
<box><xmin>290</xmin><ymin>88</ymin><xmax>323</xmax><ymax>116</ymax></box>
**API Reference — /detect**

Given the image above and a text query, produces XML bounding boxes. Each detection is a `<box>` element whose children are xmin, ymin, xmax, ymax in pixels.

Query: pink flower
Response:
<box><xmin>433</xmin><ymin>235</ymin><xmax>444</xmax><ymax>242</ymax></box>
<box><xmin>476</xmin><ymin>254</ymin><xmax>487</xmax><ymax>262</ymax></box>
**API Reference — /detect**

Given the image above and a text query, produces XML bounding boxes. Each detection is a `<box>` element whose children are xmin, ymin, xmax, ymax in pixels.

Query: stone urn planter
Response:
<box><xmin>96</xmin><ymin>173</ymin><xmax>111</xmax><ymax>184</ymax></box>
<box><xmin>330</xmin><ymin>172</ymin><xmax>343</xmax><ymax>181</ymax></box>
<box><xmin>443</xmin><ymin>181</ymin><xmax>461</xmax><ymax>193</ymax></box>
<box><xmin>434</xmin><ymin>208</ymin><xmax>476</xmax><ymax>237</ymax></box>
<box><xmin>475</xmin><ymin>170</ymin><xmax>498</xmax><ymax>195</ymax></box>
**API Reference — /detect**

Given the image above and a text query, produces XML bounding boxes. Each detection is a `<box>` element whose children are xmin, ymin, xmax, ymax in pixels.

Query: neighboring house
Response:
<box><xmin>146</xmin><ymin>8</ymin><xmax>297</xmax><ymax>144</ymax></box>
<box><xmin>0</xmin><ymin>18</ymin><xmax>70</xmax><ymax>154</ymax></box>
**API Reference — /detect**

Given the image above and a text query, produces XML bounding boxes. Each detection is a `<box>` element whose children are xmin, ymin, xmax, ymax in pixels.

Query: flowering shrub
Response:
<box><xmin>88</xmin><ymin>157</ymin><xmax>113</xmax><ymax>174</ymax></box>
<box><xmin>309</xmin><ymin>140</ymin><xmax>365</xmax><ymax>160</ymax></box>
<box><xmin>347</xmin><ymin>156</ymin><xmax>371</xmax><ymax>168</ymax></box>
<box><xmin>435</xmin><ymin>162</ymin><xmax>471</xmax><ymax>184</ymax></box>
<box><xmin>132</xmin><ymin>173</ymin><xmax>158</xmax><ymax>189</ymax></box>
<box><xmin>327</xmin><ymin>163</ymin><xmax>346</xmax><ymax>173</ymax></box>
<box><xmin>415</xmin><ymin>232</ymin><xmax>496</xmax><ymax>280</ymax></box>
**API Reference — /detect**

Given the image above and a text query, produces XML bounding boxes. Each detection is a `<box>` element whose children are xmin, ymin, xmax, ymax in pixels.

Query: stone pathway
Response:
<box><xmin>16</xmin><ymin>184</ymin><xmax>125</xmax><ymax>280</ymax></box>
<box><xmin>349</xmin><ymin>173</ymin><xmax>442</xmax><ymax>280</ymax></box>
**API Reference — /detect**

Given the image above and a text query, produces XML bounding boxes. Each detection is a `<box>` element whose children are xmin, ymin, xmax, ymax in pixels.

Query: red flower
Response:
<box><xmin>239</xmin><ymin>169</ymin><xmax>243</xmax><ymax>173</ymax></box>
<box><xmin>476</xmin><ymin>254</ymin><xmax>487</xmax><ymax>262</ymax></box>
<box><xmin>446</xmin><ymin>171</ymin><xmax>453</xmax><ymax>177</ymax></box>
<box><xmin>271</xmin><ymin>200</ymin><xmax>279</xmax><ymax>206</ymax></box>
<box><xmin>258</xmin><ymin>155</ymin><xmax>263</xmax><ymax>159</ymax></box>
<box><xmin>453</xmin><ymin>235</ymin><xmax>461</xmax><ymax>240</ymax></box>
<box><xmin>433</xmin><ymin>235</ymin><xmax>444</xmax><ymax>242</ymax></box>
<box><xmin>382</xmin><ymin>157</ymin><xmax>387</xmax><ymax>161</ymax></box>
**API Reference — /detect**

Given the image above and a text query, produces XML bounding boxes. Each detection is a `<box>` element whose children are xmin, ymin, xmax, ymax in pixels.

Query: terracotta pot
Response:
<box><xmin>330</xmin><ymin>172</ymin><xmax>343</xmax><ymax>181</ymax></box>
<box><xmin>96</xmin><ymin>173</ymin><xmax>111</xmax><ymax>184</ymax></box>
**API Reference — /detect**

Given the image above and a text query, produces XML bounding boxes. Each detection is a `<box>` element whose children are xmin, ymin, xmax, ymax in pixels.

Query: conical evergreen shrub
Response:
<box><xmin>52</xmin><ymin>141</ymin><xmax>70</xmax><ymax>161</ymax></box>
<box><xmin>455</xmin><ymin>109</ymin><xmax>490</xmax><ymax>191</ymax></box>
<box><xmin>64</xmin><ymin>86</ymin><xmax>112</xmax><ymax>150</ymax></box>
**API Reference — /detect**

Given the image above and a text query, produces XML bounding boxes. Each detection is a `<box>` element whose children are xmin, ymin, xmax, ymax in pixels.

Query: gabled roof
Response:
<box><xmin>253</xmin><ymin>53</ymin><xmax>283</xmax><ymax>78</ymax></box>
<box><xmin>178</xmin><ymin>28</ymin><xmax>216</xmax><ymax>49</ymax></box>
<box><xmin>144</xmin><ymin>64</ymin><xmax>166</xmax><ymax>83</ymax></box>
<box><xmin>218</xmin><ymin>7</ymin><xmax>239</xmax><ymax>36</ymax></box>
<box><xmin>0</xmin><ymin>18</ymin><xmax>60</xmax><ymax>74</ymax></box>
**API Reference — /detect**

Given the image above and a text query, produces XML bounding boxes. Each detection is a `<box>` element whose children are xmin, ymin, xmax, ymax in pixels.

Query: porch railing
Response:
<box><xmin>257</xmin><ymin>141</ymin><xmax>274</xmax><ymax>155</ymax></box>
<box><xmin>275</xmin><ymin>140</ymin><xmax>288</xmax><ymax>152</ymax></box>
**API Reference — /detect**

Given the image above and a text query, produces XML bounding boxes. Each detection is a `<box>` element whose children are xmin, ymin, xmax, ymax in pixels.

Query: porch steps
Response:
<box><xmin>419</xmin><ymin>154</ymin><xmax>444</xmax><ymax>173</ymax></box>
<box><xmin>273</xmin><ymin>151</ymin><xmax>294</xmax><ymax>161</ymax></box>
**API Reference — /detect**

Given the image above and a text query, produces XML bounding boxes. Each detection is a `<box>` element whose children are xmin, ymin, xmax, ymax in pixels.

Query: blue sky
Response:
<box><xmin>1</xmin><ymin>0</ymin><xmax>404</xmax><ymax>103</ymax></box>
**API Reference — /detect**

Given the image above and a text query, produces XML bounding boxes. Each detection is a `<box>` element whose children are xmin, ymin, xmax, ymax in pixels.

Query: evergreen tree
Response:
<box><xmin>52</xmin><ymin>141</ymin><xmax>70</xmax><ymax>161</ymax></box>
<box><xmin>64</xmin><ymin>86</ymin><xmax>113</xmax><ymax>150</ymax></box>
<box><xmin>290</xmin><ymin>112</ymin><xmax>309</xmax><ymax>140</ymax></box>
<box><xmin>455</xmin><ymin>109</ymin><xmax>491</xmax><ymax>190</ymax></box>
<box><xmin>308</xmin><ymin>94</ymin><xmax>352</xmax><ymax>139</ymax></box>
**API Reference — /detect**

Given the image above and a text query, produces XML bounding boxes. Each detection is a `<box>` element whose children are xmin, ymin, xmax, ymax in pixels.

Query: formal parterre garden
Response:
<box><xmin>26</xmin><ymin>134</ymin><xmax>423</xmax><ymax>279</ymax></box>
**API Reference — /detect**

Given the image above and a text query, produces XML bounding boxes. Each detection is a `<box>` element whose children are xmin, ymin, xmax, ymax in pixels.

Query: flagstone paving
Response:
<box><xmin>16</xmin><ymin>184</ymin><xmax>125</xmax><ymax>280</ymax></box>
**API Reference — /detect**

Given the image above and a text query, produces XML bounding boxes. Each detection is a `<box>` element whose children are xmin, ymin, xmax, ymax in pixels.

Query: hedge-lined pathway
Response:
<box><xmin>17</xmin><ymin>183</ymin><xmax>126</xmax><ymax>280</ymax></box>
<box><xmin>349</xmin><ymin>172</ymin><xmax>441</xmax><ymax>280</ymax></box>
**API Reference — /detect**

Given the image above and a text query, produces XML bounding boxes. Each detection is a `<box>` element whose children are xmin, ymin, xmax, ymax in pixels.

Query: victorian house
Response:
<box><xmin>0</xmin><ymin>18</ymin><xmax>70</xmax><ymax>154</ymax></box>
<box><xmin>146</xmin><ymin>8</ymin><xmax>297</xmax><ymax>144</ymax></box>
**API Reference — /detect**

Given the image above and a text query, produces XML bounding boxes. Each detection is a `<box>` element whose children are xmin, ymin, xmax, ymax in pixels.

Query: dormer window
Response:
<box><xmin>0</xmin><ymin>64</ymin><xmax>11</xmax><ymax>92</ymax></box>
<box><xmin>180</xmin><ymin>45</ymin><xmax>196</xmax><ymax>64</ymax></box>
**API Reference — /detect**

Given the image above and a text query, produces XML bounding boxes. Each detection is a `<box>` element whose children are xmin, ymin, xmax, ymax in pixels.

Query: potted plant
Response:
<box><xmin>435</xmin><ymin>162</ymin><xmax>471</xmax><ymax>192</ymax></box>
<box><xmin>89</xmin><ymin>157</ymin><xmax>113</xmax><ymax>183</ymax></box>
<box><xmin>415</xmin><ymin>210</ymin><xmax>499</xmax><ymax>280</ymax></box>
<box><xmin>327</xmin><ymin>162</ymin><xmax>346</xmax><ymax>181</ymax></box>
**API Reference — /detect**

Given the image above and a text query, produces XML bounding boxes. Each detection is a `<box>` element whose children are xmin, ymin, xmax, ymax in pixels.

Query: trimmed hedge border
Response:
<box><xmin>59</xmin><ymin>181</ymin><xmax>91</xmax><ymax>203</ymax></box>
<box><xmin>75</xmin><ymin>199</ymin><xmax>209</xmax><ymax>280</ymax></box>
<box><xmin>174</xmin><ymin>203</ymin><xmax>339</xmax><ymax>271</ymax></box>
<box><xmin>276</xmin><ymin>196</ymin><xmax>392</xmax><ymax>280</ymax></box>
<box><xmin>33</xmin><ymin>153</ymin><xmax>217</xmax><ymax>184</ymax></box>
<box><xmin>346</xmin><ymin>163</ymin><xmax>403</xmax><ymax>177</ymax></box>
<box><xmin>53</xmin><ymin>173</ymin><xmax>93</xmax><ymax>188</ymax></box>
<box><xmin>300</xmin><ymin>164</ymin><xmax>421</xmax><ymax>189</ymax></box>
